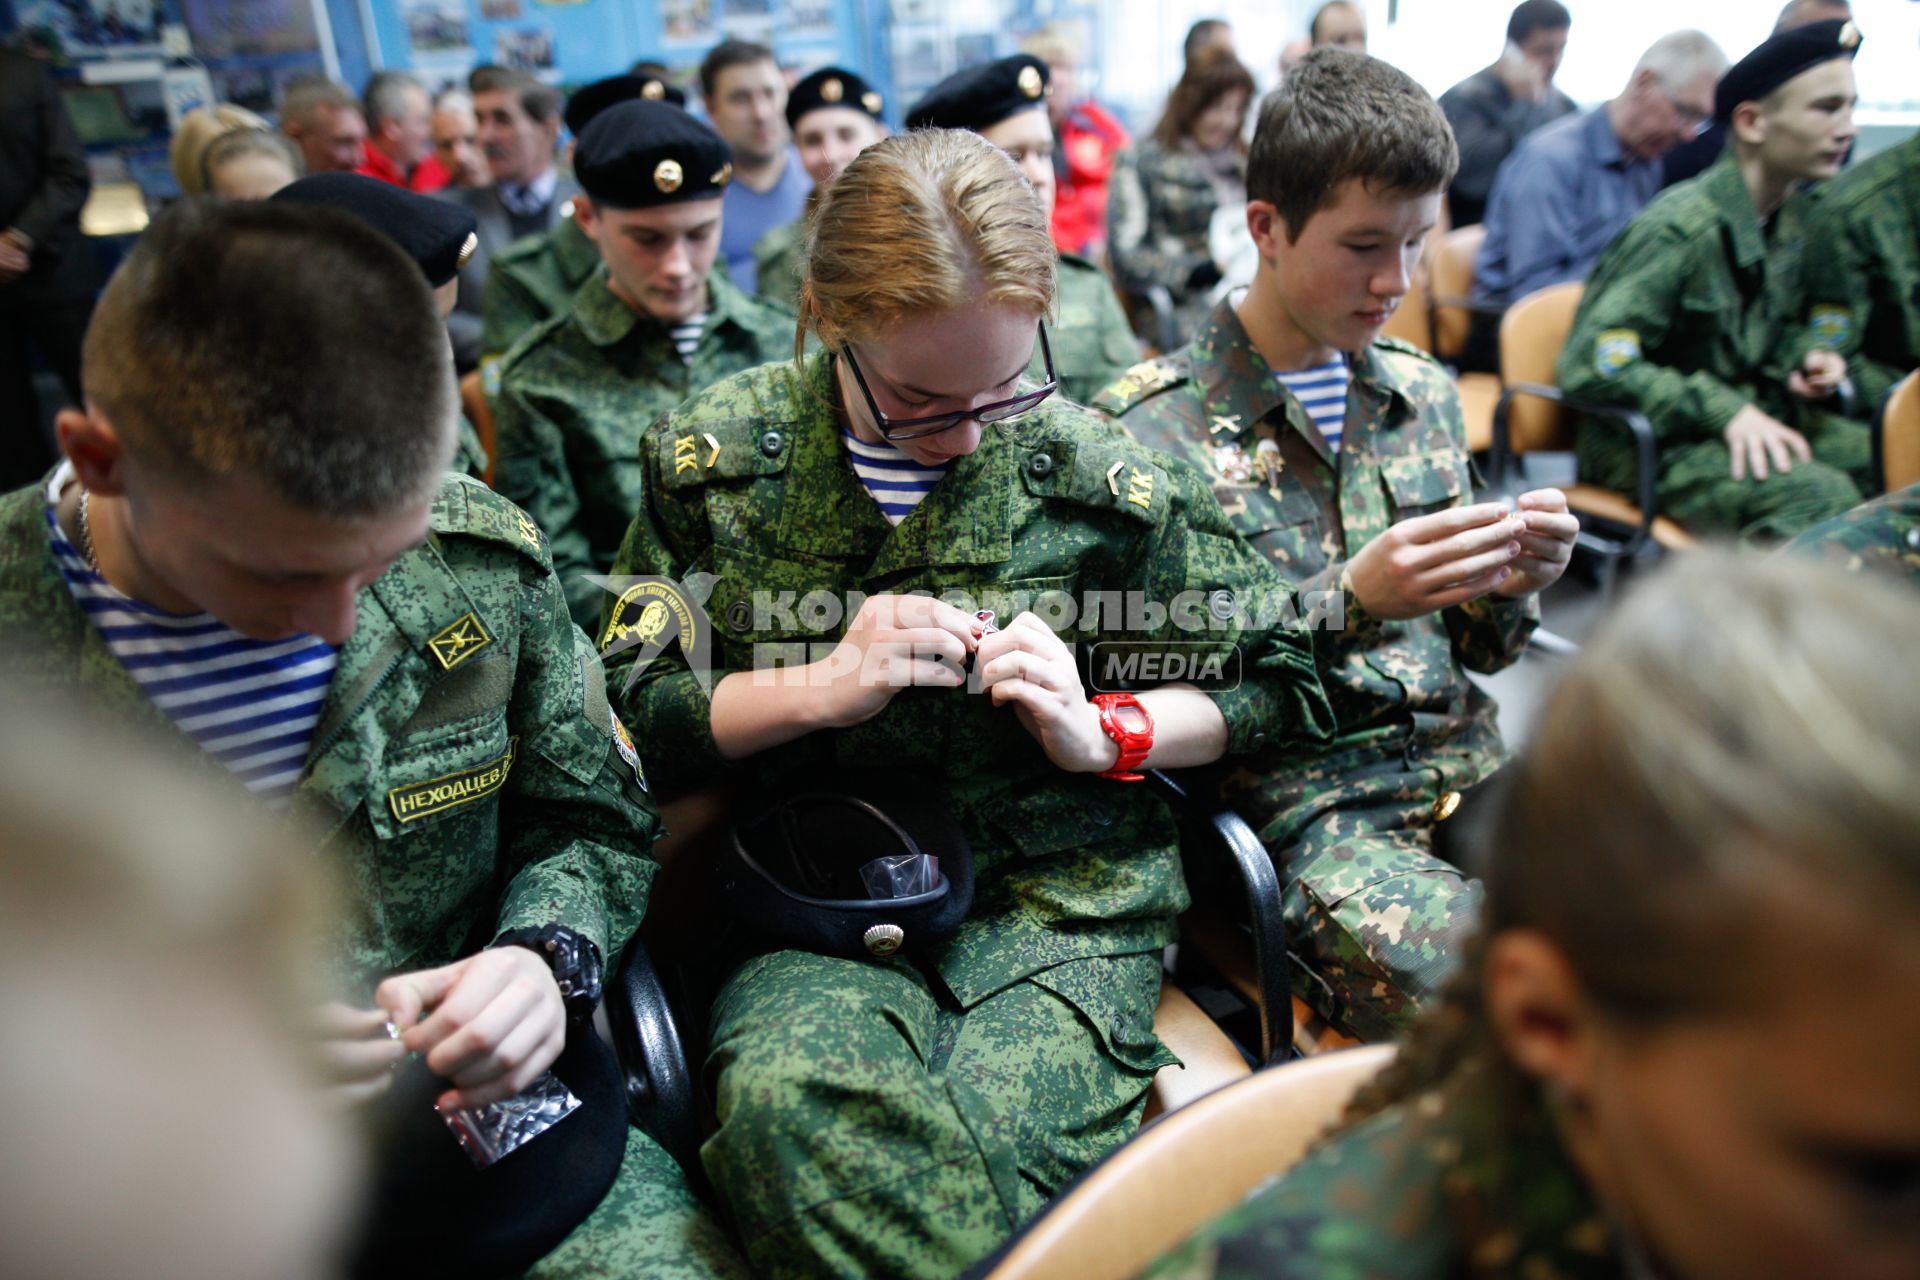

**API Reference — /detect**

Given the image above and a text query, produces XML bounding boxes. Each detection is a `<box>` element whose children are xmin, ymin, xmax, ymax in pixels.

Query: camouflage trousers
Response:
<box><xmin>701</xmin><ymin>947</ymin><xmax>1168</xmax><ymax>1280</ymax></box>
<box><xmin>1248</xmin><ymin>756</ymin><xmax>1484</xmax><ymax>1043</ymax></box>
<box><xmin>1586</xmin><ymin>409</ymin><xmax>1872</xmax><ymax>543</ymax></box>
<box><xmin>528</xmin><ymin>1125</ymin><xmax>750</xmax><ymax>1279</ymax></box>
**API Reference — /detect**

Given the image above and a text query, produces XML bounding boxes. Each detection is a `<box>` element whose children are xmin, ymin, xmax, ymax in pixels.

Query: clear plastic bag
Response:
<box><xmin>859</xmin><ymin>853</ymin><xmax>940</xmax><ymax>899</ymax></box>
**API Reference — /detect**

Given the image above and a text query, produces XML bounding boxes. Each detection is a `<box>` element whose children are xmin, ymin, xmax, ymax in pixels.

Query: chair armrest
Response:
<box><xmin>1492</xmin><ymin>381</ymin><xmax>1659</xmax><ymax>559</ymax></box>
<box><xmin>1147</xmin><ymin>770</ymin><xmax>1290</xmax><ymax>1066</ymax></box>
<box><xmin>605</xmin><ymin>933</ymin><xmax>702</xmax><ymax>1180</ymax></box>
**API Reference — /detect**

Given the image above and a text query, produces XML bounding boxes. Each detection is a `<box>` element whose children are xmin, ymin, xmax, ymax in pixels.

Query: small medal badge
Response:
<box><xmin>1214</xmin><ymin>441</ymin><xmax>1254</xmax><ymax>484</ymax></box>
<box><xmin>975</xmin><ymin>610</ymin><xmax>999</xmax><ymax>634</ymax></box>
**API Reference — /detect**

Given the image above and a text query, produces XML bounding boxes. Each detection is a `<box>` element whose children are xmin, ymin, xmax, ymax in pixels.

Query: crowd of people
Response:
<box><xmin>0</xmin><ymin>3</ymin><xmax>1917</xmax><ymax>1278</ymax></box>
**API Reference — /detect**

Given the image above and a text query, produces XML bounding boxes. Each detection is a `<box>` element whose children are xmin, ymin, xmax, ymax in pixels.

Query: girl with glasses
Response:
<box><xmin>599</xmin><ymin>127</ymin><xmax>1334</xmax><ymax>1279</ymax></box>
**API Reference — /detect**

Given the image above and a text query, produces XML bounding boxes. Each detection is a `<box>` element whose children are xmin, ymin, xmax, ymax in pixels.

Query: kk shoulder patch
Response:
<box><xmin>1594</xmin><ymin>329</ymin><xmax>1642</xmax><ymax>379</ymax></box>
<box><xmin>388</xmin><ymin>737</ymin><xmax>517</xmax><ymax>823</ymax></box>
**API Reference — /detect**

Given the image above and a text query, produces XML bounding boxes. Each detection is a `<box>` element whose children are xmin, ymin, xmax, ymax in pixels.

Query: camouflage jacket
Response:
<box><xmin>755</xmin><ymin>228</ymin><xmax>1136</xmax><ymax>407</ymax></box>
<box><xmin>1800</xmin><ymin>133</ymin><xmax>1920</xmax><ymax>413</ymax></box>
<box><xmin>752</xmin><ymin>217</ymin><xmax>804</xmax><ymax>314</ymax></box>
<box><xmin>598</xmin><ymin>351</ymin><xmax>1333</xmax><ymax>1005</ymax></box>
<box><xmin>1107</xmin><ymin>140</ymin><xmax>1241</xmax><ymax>345</ymax></box>
<box><xmin>1098</xmin><ymin>299</ymin><xmax>1535</xmax><ymax>814</ymax></box>
<box><xmin>1558</xmin><ymin>153</ymin><xmax>1827</xmax><ymax>475</ymax></box>
<box><xmin>0</xmin><ymin>473</ymin><xmax>660</xmax><ymax>991</ymax></box>
<box><xmin>480</xmin><ymin>214</ymin><xmax>601</xmax><ymax>371</ymax></box>
<box><xmin>1141</xmin><ymin>1060</ymin><xmax>1619</xmax><ymax>1279</ymax></box>
<box><xmin>1783</xmin><ymin>482</ymin><xmax>1920</xmax><ymax>586</ymax></box>
<box><xmin>493</xmin><ymin>266</ymin><xmax>796</xmax><ymax>631</ymax></box>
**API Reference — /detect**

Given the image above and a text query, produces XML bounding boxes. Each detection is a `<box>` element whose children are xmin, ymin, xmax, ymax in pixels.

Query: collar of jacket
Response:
<box><xmin>771</xmin><ymin>349</ymin><xmax>1018</xmax><ymax>573</ymax></box>
<box><xmin>1187</xmin><ymin>295</ymin><xmax>1415</xmax><ymax>463</ymax></box>
<box><xmin>551</xmin><ymin>214</ymin><xmax>602</xmax><ymax>290</ymax></box>
<box><xmin>1700</xmin><ymin>149</ymin><xmax>1773</xmax><ymax>273</ymax></box>
<box><xmin>573</xmin><ymin>263</ymin><xmax>751</xmax><ymax>350</ymax></box>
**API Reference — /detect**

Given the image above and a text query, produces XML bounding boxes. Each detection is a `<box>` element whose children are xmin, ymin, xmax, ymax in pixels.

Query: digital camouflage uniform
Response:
<box><xmin>1800</xmin><ymin>132</ymin><xmax>1920</xmax><ymax>415</ymax></box>
<box><xmin>1098</xmin><ymin>299</ymin><xmax>1537</xmax><ymax>1041</ymax></box>
<box><xmin>757</xmin><ymin>228</ymin><xmax>1138</xmax><ymax>406</ymax></box>
<box><xmin>600</xmin><ymin>351</ymin><xmax>1334</xmax><ymax>1280</ymax></box>
<box><xmin>1140</xmin><ymin>1059</ymin><xmax>1620</xmax><ymax>1280</ymax></box>
<box><xmin>493</xmin><ymin>265</ymin><xmax>795</xmax><ymax>631</ymax></box>
<box><xmin>1107</xmin><ymin>140</ymin><xmax>1242</xmax><ymax>348</ymax></box>
<box><xmin>1557</xmin><ymin>152</ymin><xmax>1872</xmax><ymax>542</ymax></box>
<box><xmin>0</xmin><ymin>471</ymin><xmax>746</xmax><ymax>1280</ymax></box>
<box><xmin>480</xmin><ymin>214</ymin><xmax>602</xmax><ymax>372</ymax></box>
<box><xmin>1784</xmin><ymin>482</ymin><xmax>1920</xmax><ymax>587</ymax></box>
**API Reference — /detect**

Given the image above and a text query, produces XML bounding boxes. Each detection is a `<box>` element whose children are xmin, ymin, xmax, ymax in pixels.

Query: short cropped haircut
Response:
<box><xmin>81</xmin><ymin>200</ymin><xmax>455</xmax><ymax>516</ymax></box>
<box><xmin>1507</xmin><ymin>0</ymin><xmax>1571</xmax><ymax>44</ymax></box>
<box><xmin>1248</xmin><ymin>48</ymin><xmax>1458</xmax><ymax>242</ymax></box>
<box><xmin>1182</xmin><ymin>19</ymin><xmax>1229</xmax><ymax>64</ymax></box>
<box><xmin>363</xmin><ymin>69</ymin><xmax>427</xmax><ymax>129</ymax></box>
<box><xmin>469</xmin><ymin>65</ymin><xmax>562</xmax><ymax>124</ymax></box>
<box><xmin>699</xmin><ymin>38</ymin><xmax>776</xmax><ymax>99</ymax></box>
<box><xmin>281</xmin><ymin>74</ymin><xmax>359</xmax><ymax>129</ymax></box>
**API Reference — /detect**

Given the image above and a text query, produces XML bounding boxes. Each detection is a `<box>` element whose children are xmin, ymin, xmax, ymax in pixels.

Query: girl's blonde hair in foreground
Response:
<box><xmin>796</xmin><ymin>128</ymin><xmax>1058</xmax><ymax>363</ymax></box>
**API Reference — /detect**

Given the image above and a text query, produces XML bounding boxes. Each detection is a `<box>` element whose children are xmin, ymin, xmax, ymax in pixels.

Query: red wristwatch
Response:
<box><xmin>1090</xmin><ymin>692</ymin><xmax>1154</xmax><ymax>782</ymax></box>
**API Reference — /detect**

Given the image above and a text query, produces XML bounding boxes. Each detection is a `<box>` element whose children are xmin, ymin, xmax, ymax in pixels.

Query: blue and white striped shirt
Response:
<box><xmin>842</xmin><ymin>429</ymin><xmax>952</xmax><ymax>526</ymax></box>
<box><xmin>45</xmin><ymin>468</ymin><xmax>338</xmax><ymax>808</ymax></box>
<box><xmin>1274</xmin><ymin>356</ymin><xmax>1351</xmax><ymax>453</ymax></box>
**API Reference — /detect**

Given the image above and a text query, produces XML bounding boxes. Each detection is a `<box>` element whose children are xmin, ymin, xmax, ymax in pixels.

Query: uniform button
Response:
<box><xmin>1407</xmin><ymin>742</ymin><xmax>1425</xmax><ymax>762</ymax></box>
<box><xmin>759</xmin><ymin>430</ymin><xmax>784</xmax><ymax>457</ymax></box>
<box><xmin>1249</xmin><ymin>731</ymin><xmax>1268</xmax><ymax>748</ymax></box>
<box><xmin>1208</xmin><ymin>588</ymin><xmax>1236</xmax><ymax>621</ymax></box>
<box><xmin>1906</xmin><ymin>527</ymin><xmax>1920</xmax><ymax>551</ymax></box>
<box><xmin>1027</xmin><ymin>451</ymin><xmax>1054</xmax><ymax>478</ymax></box>
<box><xmin>726</xmin><ymin>600</ymin><xmax>753</xmax><ymax>631</ymax></box>
<box><xmin>1431</xmin><ymin>790</ymin><xmax>1462</xmax><ymax>823</ymax></box>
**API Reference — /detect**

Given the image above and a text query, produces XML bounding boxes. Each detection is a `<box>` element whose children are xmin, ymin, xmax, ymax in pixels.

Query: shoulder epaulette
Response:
<box><xmin>1091</xmin><ymin>356</ymin><xmax>1191</xmax><ymax>416</ymax></box>
<box><xmin>432</xmin><ymin>473</ymin><xmax>552</xmax><ymax>566</ymax></box>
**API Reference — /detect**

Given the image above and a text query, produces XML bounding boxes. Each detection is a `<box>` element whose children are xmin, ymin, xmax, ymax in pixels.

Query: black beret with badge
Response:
<box><xmin>270</xmin><ymin>171</ymin><xmax>477</xmax><ymax>287</ymax></box>
<box><xmin>1715</xmin><ymin>17</ymin><xmax>1862</xmax><ymax>123</ymax></box>
<box><xmin>573</xmin><ymin>99</ymin><xmax>734</xmax><ymax>208</ymax></box>
<box><xmin>785</xmin><ymin>65</ymin><xmax>885</xmax><ymax>130</ymax></box>
<box><xmin>905</xmin><ymin>53</ymin><xmax>1050</xmax><ymax>133</ymax></box>
<box><xmin>564</xmin><ymin>73</ymin><xmax>687</xmax><ymax>138</ymax></box>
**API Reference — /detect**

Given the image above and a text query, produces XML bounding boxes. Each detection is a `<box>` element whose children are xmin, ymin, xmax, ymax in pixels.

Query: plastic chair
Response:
<box><xmin>1425</xmin><ymin>225</ymin><xmax>1501</xmax><ymax>453</ymax></box>
<box><xmin>1488</xmin><ymin>282</ymin><xmax>1696</xmax><ymax>561</ymax></box>
<box><xmin>971</xmin><ymin>1045</ymin><xmax>1396</xmax><ymax>1280</ymax></box>
<box><xmin>1875</xmin><ymin>369</ymin><xmax>1920</xmax><ymax>492</ymax></box>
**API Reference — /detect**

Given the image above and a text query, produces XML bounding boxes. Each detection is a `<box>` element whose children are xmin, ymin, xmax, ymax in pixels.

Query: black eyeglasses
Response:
<box><xmin>842</xmin><ymin>324</ymin><xmax>1057</xmax><ymax>441</ymax></box>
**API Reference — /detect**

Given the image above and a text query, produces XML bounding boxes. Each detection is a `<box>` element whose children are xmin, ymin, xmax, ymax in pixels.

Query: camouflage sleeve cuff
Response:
<box><xmin>633</xmin><ymin>669</ymin><xmax>724</xmax><ymax>767</ymax></box>
<box><xmin>1208</xmin><ymin>678</ymin><xmax>1333</xmax><ymax>755</ymax></box>
<box><xmin>493</xmin><ymin>867</ymin><xmax>614</xmax><ymax>961</ymax></box>
<box><xmin>1302</xmin><ymin>560</ymin><xmax>1385</xmax><ymax>665</ymax></box>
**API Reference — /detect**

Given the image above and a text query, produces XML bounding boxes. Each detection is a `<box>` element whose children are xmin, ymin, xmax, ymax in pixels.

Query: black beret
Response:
<box><xmin>565</xmin><ymin>74</ymin><xmax>686</xmax><ymax>138</ymax></box>
<box><xmin>905</xmin><ymin>54</ymin><xmax>1050</xmax><ymax>133</ymax></box>
<box><xmin>574</xmin><ymin>100</ymin><xmax>733</xmax><ymax>208</ymax></box>
<box><xmin>1715</xmin><ymin>18</ymin><xmax>1861</xmax><ymax>123</ymax></box>
<box><xmin>785</xmin><ymin>66</ymin><xmax>885</xmax><ymax>130</ymax></box>
<box><xmin>270</xmin><ymin>172</ymin><xmax>477</xmax><ymax>287</ymax></box>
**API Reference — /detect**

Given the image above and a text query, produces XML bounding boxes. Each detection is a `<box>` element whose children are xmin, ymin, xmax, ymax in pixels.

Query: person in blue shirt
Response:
<box><xmin>700</xmin><ymin>38</ymin><xmax>811</xmax><ymax>294</ymax></box>
<box><xmin>1463</xmin><ymin>29</ymin><xmax>1726</xmax><ymax>371</ymax></box>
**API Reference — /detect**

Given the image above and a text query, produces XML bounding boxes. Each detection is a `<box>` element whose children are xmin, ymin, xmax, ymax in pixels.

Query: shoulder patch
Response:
<box><xmin>653</xmin><ymin>417</ymin><xmax>794</xmax><ymax>490</ymax></box>
<box><xmin>433</xmin><ymin>475</ymin><xmax>554</xmax><ymax>567</ymax></box>
<box><xmin>1594</xmin><ymin>329</ymin><xmax>1642</xmax><ymax>379</ymax></box>
<box><xmin>1091</xmin><ymin>358</ymin><xmax>1190</xmax><ymax>416</ymax></box>
<box><xmin>1809</xmin><ymin>305</ymin><xmax>1852</xmax><ymax>350</ymax></box>
<box><xmin>1020</xmin><ymin>437</ymin><xmax>1168</xmax><ymax>525</ymax></box>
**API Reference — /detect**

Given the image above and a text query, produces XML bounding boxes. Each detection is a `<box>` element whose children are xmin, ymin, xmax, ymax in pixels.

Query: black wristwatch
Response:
<box><xmin>493</xmin><ymin>924</ymin><xmax>605</xmax><ymax>1021</ymax></box>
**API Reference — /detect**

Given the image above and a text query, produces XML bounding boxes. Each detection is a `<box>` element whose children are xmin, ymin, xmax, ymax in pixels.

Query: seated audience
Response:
<box><xmin>1100</xmin><ymin>48</ymin><xmax>1576</xmax><ymax>1043</ymax></box>
<box><xmin>1799</xmin><ymin>128</ymin><xmax>1920</xmax><ymax>415</ymax></box>
<box><xmin>443</xmin><ymin>65</ymin><xmax>573</xmax><ymax>371</ymax></box>
<box><xmin>493</xmin><ymin>101</ymin><xmax>792</xmax><ymax>629</ymax></box>
<box><xmin>355</xmin><ymin>69</ymin><xmax>446</xmax><ymax>193</ymax></box>
<box><xmin>203</xmin><ymin>127</ymin><xmax>300</xmax><ymax>200</ymax></box>
<box><xmin>702</xmin><ymin>39</ymin><xmax>811</xmax><ymax>294</ymax></box>
<box><xmin>1142</xmin><ymin>549</ymin><xmax>1920</xmax><ymax>1280</ymax></box>
<box><xmin>907</xmin><ymin>54</ymin><xmax>1139</xmax><ymax>403</ymax></box>
<box><xmin>1183</xmin><ymin>17</ymin><xmax>1236</xmax><ymax>67</ymax></box>
<box><xmin>1307</xmin><ymin>0</ymin><xmax>1368</xmax><ymax>53</ymax></box>
<box><xmin>1108</xmin><ymin>51</ymin><xmax>1256</xmax><ymax>347</ymax></box>
<box><xmin>1558</xmin><ymin>20</ymin><xmax>1872</xmax><ymax>542</ymax></box>
<box><xmin>279</xmin><ymin>74</ymin><xmax>368</xmax><ymax>176</ymax></box>
<box><xmin>430</xmin><ymin>88</ymin><xmax>490</xmax><ymax>190</ymax></box>
<box><xmin>1439</xmin><ymin>0</ymin><xmax>1577</xmax><ymax>228</ymax></box>
<box><xmin>1465</xmin><ymin>30</ymin><xmax>1726</xmax><ymax>367</ymax></box>
<box><xmin>753</xmin><ymin>65</ymin><xmax>887</xmax><ymax>309</ymax></box>
<box><xmin>1023</xmin><ymin>26</ymin><xmax>1130</xmax><ymax>260</ymax></box>
<box><xmin>0</xmin><ymin>197</ymin><xmax>745</xmax><ymax>1278</ymax></box>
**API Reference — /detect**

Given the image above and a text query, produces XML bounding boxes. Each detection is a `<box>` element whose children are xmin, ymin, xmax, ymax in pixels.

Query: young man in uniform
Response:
<box><xmin>907</xmin><ymin>54</ymin><xmax>1140</xmax><ymax>405</ymax></box>
<box><xmin>1558</xmin><ymin>19</ymin><xmax>1872</xmax><ymax>542</ymax></box>
<box><xmin>482</xmin><ymin>71</ymin><xmax>688</xmax><ymax>370</ymax></box>
<box><xmin>1799</xmin><ymin>126</ymin><xmax>1920</xmax><ymax>419</ymax></box>
<box><xmin>1098</xmin><ymin>49</ymin><xmax>1578</xmax><ymax>1043</ymax></box>
<box><xmin>0</xmin><ymin>199</ymin><xmax>744</xmax><ymax>1279</ymax></box>
<box><xmin>752</xmin><ymin>65</ymin><xmax>887</xmax><ymax>310</ymax></box>
<box><xmin>492</xmin><ymin>101</ymin><xmax>793</xmax><ymax>630</ymax></box>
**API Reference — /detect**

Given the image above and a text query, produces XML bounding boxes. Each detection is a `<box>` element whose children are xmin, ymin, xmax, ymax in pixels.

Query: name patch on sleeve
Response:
<box><xmin>387</xmin><ymin>738</ymin><xmax>518</xmax><ymax>823</ymax></box>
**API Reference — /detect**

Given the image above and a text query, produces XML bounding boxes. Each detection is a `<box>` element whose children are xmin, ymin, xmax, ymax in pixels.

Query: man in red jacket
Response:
<box><xmin>1026</xmin><ymin>29</ymin><xmax>1129</xmax><ymax>259</ymax></box>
